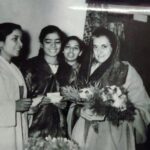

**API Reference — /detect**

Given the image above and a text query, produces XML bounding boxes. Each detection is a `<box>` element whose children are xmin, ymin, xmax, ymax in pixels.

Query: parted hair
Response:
<box><xmin>0</xmin><ymin>22</ymin><xmax>22</xmax><ymax>42</ymax></box>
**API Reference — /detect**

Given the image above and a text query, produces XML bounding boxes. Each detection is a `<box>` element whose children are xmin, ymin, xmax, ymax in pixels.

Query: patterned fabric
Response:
<box><xmin>83</xmin><ymin>4</ymin><xmax>125</xmax><ymax>45</ymax></box>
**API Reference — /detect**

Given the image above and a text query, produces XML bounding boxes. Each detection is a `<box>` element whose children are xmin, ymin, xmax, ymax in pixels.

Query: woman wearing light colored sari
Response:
<box><xmin>0</xmin><ymin>23</ymin><xmax>32</xmax><ymax>150</ymax></box>
<box><xmin>68</xmin><ymin>27</ymin><xmax>150</xmax><ymax>150</ymax></box>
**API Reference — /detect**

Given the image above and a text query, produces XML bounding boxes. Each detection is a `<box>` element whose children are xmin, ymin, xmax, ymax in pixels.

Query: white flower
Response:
<box><xmin>79</xmin><ymin>88</ymin><xmax>94</xmax><ymax>99</ymax></box>
<box><xmin>101</xmin><ymin>85</ymin><xmax>127</xmax><ymax>111</ymax></box>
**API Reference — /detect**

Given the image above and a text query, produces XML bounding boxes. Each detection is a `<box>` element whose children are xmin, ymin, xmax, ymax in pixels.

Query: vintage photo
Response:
<box><xmin>0</xmin><ymin>0</ymin><xmax>150</xmax><ymax>150</ymax></box>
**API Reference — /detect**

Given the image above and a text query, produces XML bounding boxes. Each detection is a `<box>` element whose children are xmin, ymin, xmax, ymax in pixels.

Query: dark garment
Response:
<box><xmin>78</xmin><ymin>45</ymin><xmax>128</xmax><ymax>87</ymax></box>
<box><xmin>21</xmin><ymin>55</ymin><xmax>71</xmax><ymax>138</ymax></box>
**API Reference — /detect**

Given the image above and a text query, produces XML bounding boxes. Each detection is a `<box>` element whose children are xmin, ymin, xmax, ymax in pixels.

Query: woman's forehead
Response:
<box><xmin>67</xmin><ymin>39</ymin><xmax>79</xmax><ymax>45</ymax></box>
<box><xmin>44</xmin><ymin>32</ymin><xmax>60</xmax><ymax>40</ymax></box>
<box><xmin>6</xmin><ymin>29</ymin><xmax>22</xmax><ymax>39</ymax></box>
<box><xmin>10</xmin><ymin>29</ymin><xmax>22</xmax><ymax>36</ymax></box>
<box><xmin>93</xmin><ymin>36</ymin><xmax>110</xmax><ymax>44</ymax></box>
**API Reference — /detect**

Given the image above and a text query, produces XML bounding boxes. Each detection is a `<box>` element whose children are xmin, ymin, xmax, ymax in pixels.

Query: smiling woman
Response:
<box><xmin>21</xmin><ymin>25</ymin><xmax>72</xmax><ymax>138</ymax></box>
<box><xmin>61</xmin><ymin>36</ymin><xmax>85</xmax><ymax>85</ymax></box>
<box><xmin>68</xmin><ymin>27</ymin><xmax>150</xmax><ymax>150</ymax></box>
<box><xmin>0</xmin><ymin>22</ymin><xmax>32</xmax><ymax>150</ymax></box>
<box><xmin>42</xmin><ymin>32</ymin><xmax>62</xmax><ymax>60</ymax></box>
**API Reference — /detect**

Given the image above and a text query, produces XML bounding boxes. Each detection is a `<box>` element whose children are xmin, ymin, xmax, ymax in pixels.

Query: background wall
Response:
<box><xmin>0</xmin><ymin>0</ymin><xmax>87</xmax><ymax>57</ymax></box>
<box><xmin>1</xmin><ymin>0</ymin><xmax>150</xmax><ymax>58</ymax></box>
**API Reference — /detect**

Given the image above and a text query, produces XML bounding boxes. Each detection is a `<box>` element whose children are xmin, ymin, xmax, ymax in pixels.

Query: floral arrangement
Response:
<box><xmin>25</xmin><ymin>136</ymin><xmax>80</xmax><ymax>150</ymax></box>
<box><xmin>61</xmin><ymin>85</ymin><xmax>136</xmax><ymax>125</ymax></box>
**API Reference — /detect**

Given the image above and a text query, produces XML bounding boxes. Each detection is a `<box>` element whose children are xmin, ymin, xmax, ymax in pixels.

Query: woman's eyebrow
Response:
<box><xmin>13</xmin><ymin>35</ymin><xmax>20</xmax><ymax>38</ymax></box>
<box><xmin>44</xmin><ymin>38</ymin><xmax>60</xmax><ymax>41</ymax></box>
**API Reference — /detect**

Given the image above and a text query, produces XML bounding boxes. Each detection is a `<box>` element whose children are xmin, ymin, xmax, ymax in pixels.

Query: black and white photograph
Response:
<box><xmin>0</xmin><ymin>0</ymin><xmax>150</xmax><ymax>150</ymax></box>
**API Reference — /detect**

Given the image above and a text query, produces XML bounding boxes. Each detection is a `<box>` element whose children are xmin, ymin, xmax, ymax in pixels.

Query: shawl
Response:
<box><xmin>78</xmin><ymin>38</ymin><xmax>128</xmax><ymax>87</ymax></box>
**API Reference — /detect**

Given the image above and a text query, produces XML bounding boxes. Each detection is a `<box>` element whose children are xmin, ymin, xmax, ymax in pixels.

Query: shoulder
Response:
<box><xmin>27</xmin><ymin>56</ymin><xmax>41</xmax><ymax>65</ymax></box>
<box><xmin>122</xmin><ymin>61</ymin><xmax>144</xmax><ymax>89</ymax></box>
<box><xmin>122</xmin><ymin>61</ymin><xmax>142</xmax><ymax>82</ymax></box>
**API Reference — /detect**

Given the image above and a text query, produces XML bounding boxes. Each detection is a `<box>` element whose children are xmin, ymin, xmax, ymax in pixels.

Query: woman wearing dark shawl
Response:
<box><xmin>67</xmin><ymin>27</ymin><xmax>150</xmax><ymax>150</ymax></box>
<box><xmin>22</xmin><ymin>25</ymin><xmax>71</xmax><ymax>138</ymax></box>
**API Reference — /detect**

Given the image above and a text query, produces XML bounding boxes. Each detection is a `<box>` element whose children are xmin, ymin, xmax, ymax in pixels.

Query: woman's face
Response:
<box><xmin>1</xmin><ymin>29</ymin><xmax>22</xmax><ymax>59</ymax></box>
<box><xmin>63</xmin><ymin>39</ymin><xmax>82</xmax><ymax>62</ymax></box>
<box><xmin>42</xmin><ymin>32</ymin><xmax>61</xmax><ymax>57</ymax></box>
<box><xmin>93</xmin><ymin>36</ymin><xmax>112</xmax><ymax>63</ymax></box>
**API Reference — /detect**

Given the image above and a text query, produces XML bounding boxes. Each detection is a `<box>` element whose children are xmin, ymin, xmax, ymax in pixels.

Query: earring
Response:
<box><xmin>40</xmin><ymin>43</ymin><xmax>43</xmax><ymax>49</ymax></box>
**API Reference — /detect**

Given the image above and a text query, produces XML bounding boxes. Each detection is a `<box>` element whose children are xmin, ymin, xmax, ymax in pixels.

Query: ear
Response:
<box><xmin>0</xmin><ymin>41</ymin><xmax>4</xmax><ymax>51</ymax></box>
<box><xmin>40</xmin><ymin>43</ymin><xmax>43</xmax><ymax>49</ymax></box>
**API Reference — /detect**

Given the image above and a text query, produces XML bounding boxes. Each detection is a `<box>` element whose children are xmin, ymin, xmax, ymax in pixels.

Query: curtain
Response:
<box><xmin>83</xmin><ymin>4</ymin><xmax>126</xmax><ymax>45</ymax></box>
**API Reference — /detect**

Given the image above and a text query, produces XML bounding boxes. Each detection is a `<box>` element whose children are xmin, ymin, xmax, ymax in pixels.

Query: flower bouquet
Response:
<box><xmin>61</xmin><ymin>85</ymin><xmax>136</xmax><ymax>125</ymax></box>
<box><xmin>25</xmin><ymin>136</ymin><xmax>80</xmax><ymax>150</ymax></box>
<box><xmin>61</xmin><ymin>85</ymin><xmax>98</xmax><ymax>105</ymax></box>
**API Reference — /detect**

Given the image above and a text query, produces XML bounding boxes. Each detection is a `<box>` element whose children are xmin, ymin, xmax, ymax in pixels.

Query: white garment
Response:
<box><xmin>69</xmin><ymin>62</ymin><xmax>150</xmax><ymax>150</ymax></box>
<box><xmin>49</xmin><ymin>64</ymin><xmax>59</xmax><ymax>74</ymax></box>
<box><xmin>0</xmin><ymin>56</ymin><xmax>28</xmax><ymax>150</ymax></box>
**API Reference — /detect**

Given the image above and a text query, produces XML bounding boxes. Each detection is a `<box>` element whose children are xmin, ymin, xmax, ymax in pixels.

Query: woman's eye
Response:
<box><xmin>12</xmin><ymin>38</ymin><xmax>18</xmax><ymax>41</ymax></box>
<box><xmin>102</xmin><ymin>45</ymin><xmax>107</xmax><ymax>48</ymax></box>
<box><xmin>55</xmin><ymin>41</ymin><xmax>61</xmax><ymax>44</ymax></box>
<box><xmin>44</xmin><ymin>41</ymin><xmax>51</xmax><ymax>44</ymax></box>
<box><xmin>93</xmin><ymin>45</ymin><xmax>97</xmax><ymax>49</ymax></box>
<box><xmin>74</xmin><ymin>47</ymin><xmax>79</xmax><ymax>50</ymax></box>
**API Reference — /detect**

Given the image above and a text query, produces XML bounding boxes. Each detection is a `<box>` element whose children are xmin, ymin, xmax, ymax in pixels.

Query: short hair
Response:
<box><xmin>0</xmin><ymin>22</ymin><xmax>22</xmax><ymax>42</ymax></box>
<box><xmin>39</xmin><ymin>25</ymin><xmax>66</xmax><ymax>44</ymax></box>
<box><xmin>92</xmin><ymin>27</ymin><xmax>117</xmax><ymax>51</ymax></box>
<box><xmin>62</xmin><ymin>36</ymin><xmax>85</xmax><ymax>52</ymax></box>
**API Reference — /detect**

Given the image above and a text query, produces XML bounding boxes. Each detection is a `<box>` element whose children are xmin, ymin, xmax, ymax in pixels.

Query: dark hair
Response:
<box><xmin>38</xmin><ymin>25</ymin><xmax>66</xmax><ymax>62</ymax></box>
<box><xmin>0</xmin><ymin>22</ymin><xmax>22</xmax><ymax>42</ymax></box>
<box><xmin>62</xmin><ymin>36</ymin><xmax>85</xmax><ymax>52</ymax></box>
<box><xmin>39</xmin><ymin>25</ymin><xmax>66</xmax><ymax>44</ymax></box>
<box><xmin>92</xmin><ymin>27</ymin><xmax>117</xmax><ymax>51</ymax></box>
<box><xmin>62</xmin><ymin>36</ymin><xmax>86</xmax><ymax>63</ymax></box>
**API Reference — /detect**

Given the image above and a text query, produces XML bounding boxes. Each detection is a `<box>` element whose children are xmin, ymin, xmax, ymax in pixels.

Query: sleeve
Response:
<box><xmin>67</xmin><ymin>103</ymin><xmax>82</xmax><ymax>138</ymax></box>
<box><xmin>0</xmin><ymin>75</ymin><xmax>16</xmax><ymax>127</ymax></box>
<box><xmin>123</xmin><ymin>63</ymin><xmax>150</xmax><ymax>143</ymax></box>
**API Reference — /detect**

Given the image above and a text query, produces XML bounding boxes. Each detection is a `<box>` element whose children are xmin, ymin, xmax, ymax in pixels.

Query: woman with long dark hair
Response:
<box><xmin>23</xmin><ymin>25</ymin><xmax>70</xmax><ymax>138</ymax></box>
<box><xmin>68</xmin><ymin>27</ymin><xmax>150</xmax><ymax>150</ymax></box>
<box><xmin>61</xmin><ymin>36</ymin><xmax>85</xmax><ymax>85</ymax></box>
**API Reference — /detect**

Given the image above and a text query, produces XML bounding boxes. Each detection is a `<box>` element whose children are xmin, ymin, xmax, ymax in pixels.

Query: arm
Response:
<box><xmin>67</xmin><ymin>103</ymin><xmax>82</xmax><ymax>138</ymax></box>
<box><xmin>123</xmin><ymin>63</ymin><xmax>150</xmax><ymax>143</ymax></box>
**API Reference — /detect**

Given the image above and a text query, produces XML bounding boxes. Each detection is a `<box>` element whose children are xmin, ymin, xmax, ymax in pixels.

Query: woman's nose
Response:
<box><xmin>51</xmin><ymin>42</ymin><xmax>56</xmax><ymax>48</ymax></box>
<box><xmin>18</xmin><ymin>39</ymin><xmax>23</xmax><ymax>48</ymax></box>
<box><xmin>97</xmin><ymin>47</ymin><xmax>104</xmax><ymax>53</ymax></box>
<box><xmin>69</xmin><ymin>47</ymin><xmax>74</xmax><ymax>52</ymax></box>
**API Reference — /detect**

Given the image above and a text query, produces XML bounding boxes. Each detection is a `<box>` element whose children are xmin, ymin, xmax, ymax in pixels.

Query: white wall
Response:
<box><xmin>0</xmin><ymin>0</ymin><xmax>87</xmax><ymax>57</ymax></box>
<box><xmin>1</xmin><ymin>0</ymin><xmax>150</xmax><ymax>57</ymax></box>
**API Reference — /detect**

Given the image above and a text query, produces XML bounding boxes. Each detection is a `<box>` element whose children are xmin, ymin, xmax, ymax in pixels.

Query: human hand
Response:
<box><xmin>16</xmin><ymin>98</ymin><xmax>32</xmax><ymax>112</ymax></box>
<box><xmin>40</xmin><ymin>96</ymin><xmax>51</xmax><ymax>105</ymax></box>
<box><xmin>80</xmin><ymin>108</ymin><xmax>105</xmax><ymax>121</ymax></box>
<box><xmin>54</xmin><ymin>101</ymin><xmax>67</xmax><ymax>109</ymax></box>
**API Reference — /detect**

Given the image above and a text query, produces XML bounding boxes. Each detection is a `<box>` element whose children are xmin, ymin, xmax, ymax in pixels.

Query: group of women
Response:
<box><xmin>0</xmin><ymin>22</ymin><xmax>150</xmax><ymax>150</ymax></box>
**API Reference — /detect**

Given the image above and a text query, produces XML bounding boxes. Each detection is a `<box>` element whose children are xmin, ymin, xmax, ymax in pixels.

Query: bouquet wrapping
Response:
<box><xmin>61</xmin><ymin>85</ymin><xmax>136</xmax><ymax>125</ymax></box>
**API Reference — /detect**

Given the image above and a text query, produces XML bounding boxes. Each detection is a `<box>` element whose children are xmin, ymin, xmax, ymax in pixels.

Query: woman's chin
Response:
<box><xmin>12</xmin><ymin>52</ymin><xmax>20</xmax><ymax>57</ymax></box>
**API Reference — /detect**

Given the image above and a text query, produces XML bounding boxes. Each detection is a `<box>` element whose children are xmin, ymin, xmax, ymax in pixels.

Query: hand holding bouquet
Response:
<box><xmin>61</xmin><ymin>85</ymin><xmax>136</xmax><ymax>125</ymax></box>
<box><xmin>61</xmin><ymin>86</ymin><xmax>97</xmax><ymax>105</ymax></box>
